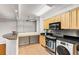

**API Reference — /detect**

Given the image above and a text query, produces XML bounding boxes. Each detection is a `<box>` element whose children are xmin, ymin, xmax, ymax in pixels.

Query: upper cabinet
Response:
<box><xmin>59</xmin><ymin>11</ymin><xmax>70</xmax><ymax>29</ymax></box>
<box><xmin>60</xmin><ymin>13</ymin><xmax>66</xmax><ymax>29</ymax></box>
<box><xmin>43</xmin><ymin>7</ymin><xmax>79</xmax><ymax>30</ymax></box>
<box><xmin>70</xmin><ymin>9</ymin><xmax>77</xmax><ymax>29</ymax></box>
<box><xmin>65</xmin><ymin>11</ymin><xmax>70</xmax><ymax>29</ymax></box>
<box><xmin>53</xmin><ymin>16</ymin><xmax>61</xmax><ymax>22</ymax></box>
<box><xmin>43</xmin><ymin>18</ymin><xmax>53</xmax><ymax>29</ymax></box>
<box><xmin>77</xmin><ymin>8</ymin><xmax>79</xmax><ymax>29</ymax></box>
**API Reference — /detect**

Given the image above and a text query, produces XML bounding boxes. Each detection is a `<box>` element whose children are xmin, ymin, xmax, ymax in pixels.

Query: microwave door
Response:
<box><xmin>52</xmin><ymin>24</ymin><xmax>56</xmax><ymax>30</ymax></box>
<box><xmin>49</xmin><ymin>22</ymin><xmax>61</xmax><ymax>30</ymax></box>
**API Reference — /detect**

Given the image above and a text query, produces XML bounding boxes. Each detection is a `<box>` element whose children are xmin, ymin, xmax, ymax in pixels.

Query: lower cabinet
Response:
<box><xmin>30</xmin><ymin>36</ymin><xmax>39</xmax><ymax>44</ymax></box>
<box><xmin>39</xmin><ymin>35</ymin><xmax>46</xmax><ymax>47</ymax></box>
<box><xmin>19</xmin><ymin>37</ymin><xmax>29</xmax><ymax>45</ymax></box>
<box><xmin>0</xmin><ymin>44</ymin><xmax>6</xmax><ymax>55</ymax></box>
<box><xmin>19</xmin><ymin>36</ymin><xmax>39</xmax><ymax>45</ymax></box>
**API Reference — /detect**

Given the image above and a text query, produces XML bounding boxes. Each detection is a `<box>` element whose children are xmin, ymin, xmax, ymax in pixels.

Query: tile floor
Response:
<box><xmin>19</xmin><ymin>44</ymin><xmax>50</xmax><ymax>55</ymax></box>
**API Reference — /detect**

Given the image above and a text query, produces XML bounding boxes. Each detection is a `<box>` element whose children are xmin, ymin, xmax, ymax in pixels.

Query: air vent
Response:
<box><xmin>47</xmin><ymin>4</ymin><xmax>54</xmax><ymax>7</ymax></box>
<box><xmin>25</xmin><ymin>16</ymin><xmax>39</xmax><ymax>21</ymax></box>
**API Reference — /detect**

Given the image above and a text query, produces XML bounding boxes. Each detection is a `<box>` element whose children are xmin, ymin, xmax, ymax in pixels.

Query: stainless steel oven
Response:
<box><xmin>45</xmin><ymin>33</ymin><xmax>56</xmax><ymax>54</ymax></box>
<box><xmin>46</xmin><ymin>37</ymin><xmax>56</xmax><ymax>51</ymax></box>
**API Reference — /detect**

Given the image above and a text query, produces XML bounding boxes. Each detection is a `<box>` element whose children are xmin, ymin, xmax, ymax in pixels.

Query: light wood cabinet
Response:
<box><xmin>39</xmin><ymin>35</ymin><xmax>46</xmax><ymax>47</ymax></box>
<box><xmin>60</xmin><ymin>12</ymin><xmax>70</xmax><ymax>29</ymax></box>
<box><xmin>43</xmin><ymin>18</ymin><xmax>53</xmax><ymax>29</ymax></box>
<box><xmin>43</xmin><ymin>8</ymin><xmax>79</xmax><ymax>30</ymax></box>
<box><xmin>52</xmin><ymin>16</ymin><xmax>61</xmax><ymax>23</ymax></box>
<box><xmin>60</xmin><ymin>9</ymin><xmax>77</xmax><ymax>29</ymax></box>
<box><xmin>56</xmin><ymin>16</ymin><xmax>61</xmax><ymax>22</ymax></box>
<box><xmin>52</xmin><ymin>16</ymin><xmax>57</xmax><ymax>22</ymax></box>
<box><xmin>60</xmin><ymin>13</ymin><xmax>66</xmax><ymax>29</ymax></box>
<box><xmin>65</xmin><ymin>11</ymin><xmax>70</xmax><ymax>29</ymax></box>
<box><xmin>0</xmin><ymin>44</ymin><xmax>6</xmax><ymax>55</ymax></box>
<box><xmin>77</xmin><ymin>8</ymin><xmax>79</xmax><ymax>29</ymax></box>
<box><xmin>70</xmin><ymin>9</ymin><xmax>77</xmax><ymax>29</ymax></box>
<box><xmin>43</xmin><ymin>20</ymin><xmax>48</xmax><ymax>29</ymax></box>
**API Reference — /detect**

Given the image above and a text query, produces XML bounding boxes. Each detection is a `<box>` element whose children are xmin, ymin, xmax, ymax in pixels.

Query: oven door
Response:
<box><xmin>46</xmin><ymin>37</ymin><xmax>56</xmax><ymax>52</ymax></box>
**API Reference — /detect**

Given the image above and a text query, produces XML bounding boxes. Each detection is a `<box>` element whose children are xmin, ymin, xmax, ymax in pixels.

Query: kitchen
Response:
<box><xmin>0</xmin><ymin>4</ymin><xmax>79</xmax><ymax>55</ymax></box>
<box><xmin>18</xmin><ymin>4</ymin><xmax>79</xmax><ymax>55</ymax></box>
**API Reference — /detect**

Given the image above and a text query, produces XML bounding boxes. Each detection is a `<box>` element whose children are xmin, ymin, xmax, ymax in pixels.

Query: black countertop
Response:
<box><xmin>57</xmin><ymin>35</ymin><xmax>79</xmax><ymax>44</ymax></box>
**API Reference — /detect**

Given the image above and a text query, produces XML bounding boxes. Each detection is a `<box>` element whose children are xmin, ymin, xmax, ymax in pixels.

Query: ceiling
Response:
<box><xmin>0</xmin><ymin>4</ymin><xmax>77</xmax><ymax>21</ymax></box>
<box><xmin>0</xmin><ymin>4</ymin><xmax>18</xmax><ymax>21</ymax></box>
<box><xmin>20</xmin><ymin>4</ymin><xmax>42</xmax><ymax>16</ymax></box>
<box><xmin>19</xmin><ymin>4</ymin><xmax>42</xmax><ymax>20</ymax></box>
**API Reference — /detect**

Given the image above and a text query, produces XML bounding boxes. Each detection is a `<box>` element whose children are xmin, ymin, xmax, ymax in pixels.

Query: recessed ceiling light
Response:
<box><xmin>34</xmin><ymin>5</ymin><xmax>52</xmax><ymax>16</ymax></box>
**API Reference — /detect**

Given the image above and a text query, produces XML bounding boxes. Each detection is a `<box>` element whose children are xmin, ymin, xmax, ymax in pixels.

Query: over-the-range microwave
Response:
<box><xmin>49</xmin><ymin>22</ymin><xmax>61</xmax><ymax>30</ymax></box>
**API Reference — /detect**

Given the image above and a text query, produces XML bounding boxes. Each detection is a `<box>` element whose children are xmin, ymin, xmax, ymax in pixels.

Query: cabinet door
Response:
<box><xmin>43</xmin><ymin>19</ymin><xmax>49</xmax><ymax>29</ymax></box>
<box><xmin>43</xmin><ymin>18</ymin><xmax>53</xmax><ymax>29</ymax></box>
<box><xmin>60</xmin><ymin>12</ymin><xmax>70</xmax><ymax>29</ymax></box>
<box><xmin>39</xmin><ymin>35</ymin><xmax>46</xmax><ymax>47</ymax></box>
<box><xmin>65</xmin><ymin>11</ymin><xmax>70</xmax><ymax>29</ymax></box>
<box><xmin>60</xmin><ymin>13</ymin><xmax>66</xmax><ymax>29</ymax></box>
<box><xmin>19</xmin><ymin>37</ymin><xmax>29</xmax><ymax>45</ymax></box>
<box><xmin>57</xmin><ymin>16</ymin><xmax>61</xmax><ymax>22</ymax></box>
<box><xmin>53</xmin><ymin>16</ymin><xmax>57</xmax><ymax>22</ymax></box>
<box><xmin>0</xmin><ymin>44</ymin><xmax>6</xmax><ymax>55</ymax></box>
<box><xmin>30</xmin><ymin>36</ymin><xmax>39</xmax><ymax>44</ymax></box>
<box><xmin>77</xmin><ymin>8</ymin><xmax>79</xmax><ymax>29</ymax></box>
<box><xmin>70</xmin><ymin>9</ymin><xmax>77</xmax><ymax>29</ymax></box>
<box><xmin>54</xmin><ymin>16</ymin><xmax>61</xmax><ymax>22</ymax></box>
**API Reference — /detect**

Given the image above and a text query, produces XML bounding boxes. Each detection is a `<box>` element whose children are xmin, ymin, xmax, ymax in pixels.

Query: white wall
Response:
<box><xmin>17</xmin><ymin>19</ymin><xmax>40</xmax><ymax>34</ymax></box>
<box><xmin>0</xmin><ymin>21</ymin><xmax>16</xmax><ymax>36</ymax></box>
<box><xmin>36</xmin><ymin>20</ymin><xmax>40</xmax><ymax>34</ymax></box>
<box><xmin>40</xmin><ymin>17</ymin><xmax>45</xmax><ymax>33</ymax></box>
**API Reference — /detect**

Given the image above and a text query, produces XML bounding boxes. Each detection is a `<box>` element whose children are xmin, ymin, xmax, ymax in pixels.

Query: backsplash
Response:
<box><xmin>52</xmin><ymin>30</ymin><xmax>79</xmax><ymax>37</ymax></box>
<box><xmin>77</xmin><ymin>30</ymin><xmax>79</xmax><ymax>36</ymax></box>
